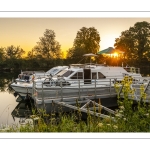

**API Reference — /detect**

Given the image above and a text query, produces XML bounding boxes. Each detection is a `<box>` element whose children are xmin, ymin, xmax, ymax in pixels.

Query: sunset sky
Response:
<box><xmin>1</xmin><ymin>17</ymin><xmax>150</xmax><ymax>57</ymax></box>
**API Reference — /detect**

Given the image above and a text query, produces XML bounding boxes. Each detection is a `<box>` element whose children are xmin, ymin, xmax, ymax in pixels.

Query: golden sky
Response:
<box><xmin>1</xmin><ymin>18</ymin><xmax>150</xmax><ymax>56</ymax></box>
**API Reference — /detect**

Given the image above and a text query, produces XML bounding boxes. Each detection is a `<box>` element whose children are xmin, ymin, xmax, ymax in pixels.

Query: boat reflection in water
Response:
<box><xmin>11</xmin><ymin>94</ymin><xmax>36</xmax><ymax>124</ymax></box>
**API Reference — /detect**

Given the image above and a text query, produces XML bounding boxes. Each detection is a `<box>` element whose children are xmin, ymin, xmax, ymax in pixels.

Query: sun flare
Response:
<box><xmin>112</xmin><ymin>52</ymin><xmax>118</xmax><ymax>57</ymax></box>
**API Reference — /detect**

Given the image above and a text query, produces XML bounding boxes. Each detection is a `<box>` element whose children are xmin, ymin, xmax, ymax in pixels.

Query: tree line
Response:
<box><xmin>1</xmin><ymin>21</ymin><xmax>150</xmax><ymax>73</ymax></box>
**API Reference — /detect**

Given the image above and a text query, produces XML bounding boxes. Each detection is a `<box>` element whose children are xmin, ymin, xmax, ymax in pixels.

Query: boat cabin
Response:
<box><xmin>52</xmin><ymin>63</ymin><xmax>142</xmax><ymax>85</ymax></box>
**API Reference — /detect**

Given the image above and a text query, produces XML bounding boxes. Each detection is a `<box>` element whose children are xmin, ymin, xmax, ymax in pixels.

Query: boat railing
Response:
<box><xmin>32</xmin><ymin>75</ymin><xmax>150</xmax><ymax>104</ymax></box>
<box><xmin>123</xmin><ymin>67</ymin><xmax>140</xmax><ymax>74</ymax></box>
<box><xmin>69</xmin><ymin>63</ymin><xmax>106</xmax><ymax>68</ymax></box>
<box><xmin>32</xmin><ymin>78</ymin><xmax>118</xmax><ymax>105</ymax></box>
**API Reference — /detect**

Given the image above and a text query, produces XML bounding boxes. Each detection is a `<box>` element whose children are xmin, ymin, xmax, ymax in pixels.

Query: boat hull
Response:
<box><xmin>10</xmin><ymin>83</ymin><xmax>33</xmax><ymax>94</ymax></box>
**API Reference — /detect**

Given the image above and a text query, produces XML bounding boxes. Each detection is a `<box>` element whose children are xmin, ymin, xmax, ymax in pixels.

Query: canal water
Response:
<box><xmin>0</xmin><ymin>71</ymin><xmax>32</xmax><ymax>128</ymax></box>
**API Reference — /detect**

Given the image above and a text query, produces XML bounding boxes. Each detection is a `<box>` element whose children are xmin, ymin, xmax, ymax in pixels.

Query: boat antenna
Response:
<box><xmin>76</xmin><ymin>57</ymin><xmax>85</xmax><ymax>64</ymax></box>
<box><xmin>123</xmin><ymin>62</ymin><xmax>130</xmax><ymax>67</ymax></box>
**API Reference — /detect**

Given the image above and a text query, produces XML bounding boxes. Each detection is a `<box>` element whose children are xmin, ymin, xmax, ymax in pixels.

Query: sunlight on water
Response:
<box><xmin>0</xmin><ymin>92</ymin><xmax>20</xmax><ymax>127</ymax></box>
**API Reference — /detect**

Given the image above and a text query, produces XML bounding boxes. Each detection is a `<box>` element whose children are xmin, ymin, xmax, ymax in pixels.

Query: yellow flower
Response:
<box><xmin>115</xmin><ymin>113</ymin><xmax>121</xmax><ymax>117</ymax></box>
<box><xmin>145</xmin><ymin>113</ymin><xmax>149</xmax><ymax>117</ymax></box>
<box><xmin>119</xmin><ymin>106</ymin><xmax>125</xmax><ymax>110</ymax></box>
<box><xmin>98</xmin><ymin>123</ymin><xmax>103</xmax><ymax>127</ymax></box>
<box><xmin>106</xmin><ymin>124</ymin><xmax>111</xmax><ymax>126</ymax></box>
<box><xmin>113</xmin><ymin>125</ymin><xmax>118</xmax><ymax>129</ymax></box>
<box><xmin>119</xmin><ymin>110</ymin><xmax>123</xmax><ymax>113</ymax></box>
<box><xmin>123</xmin><ymin>118</ymin><xmax>126</xmax><ymax>121</ymax></box>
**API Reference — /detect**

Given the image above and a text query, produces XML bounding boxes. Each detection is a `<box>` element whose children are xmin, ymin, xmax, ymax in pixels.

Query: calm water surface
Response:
<box><xmin>0</xmin><ymin>71</ymin><xmax>31</xmax><ymax>127</ymax></box>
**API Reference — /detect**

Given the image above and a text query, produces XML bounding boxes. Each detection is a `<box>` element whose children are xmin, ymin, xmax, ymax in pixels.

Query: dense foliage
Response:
<box><xmin>67</xmin><ymin>27</ymin><xmax>100</xmax><ymax>63</ymax></box>
<box><xmin>114</xmin><ymin>21</ymin><xmax>150</xmax><ymax>67</ymax></box>
<box><xmin>1</xmin><ymin>22</ymin><xmax>150</xmax><ymax>73</ymax></box>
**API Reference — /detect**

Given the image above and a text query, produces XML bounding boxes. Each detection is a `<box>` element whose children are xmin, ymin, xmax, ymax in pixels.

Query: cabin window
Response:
<box><xmin>55</xmin><ymin>70</ymin><xmax>74</xmax><ymax>77</ymax></box>
<box><xmin>51</xmin><ymin>69</ymin><xmax>58</xmax><ymax>74</ymax></box>
<box><xmin>43</xmin><ymin>78</ymin><xmax>50</xmax><ymax>84</ymax></box>
<box><xmin>92</xmin><ymin>72</ymin><xmax>97</xmax><ymax>79</ymax></box>
<box><xmin>124</xmin><ymin>67</ymin><xmax>130</xmax><ymax>72</ymax></box>
<box><xmin>98</xmin><ymin>72</ymin><xmax>105</xmax><ymax>79</ymax></box>
<box><xmin>61</xmin><ymin>70</ymin><xmax>74</xmax><ymax>77</ymax></box>
<box><xmin>71</xmin><ymin>72</ymin><xmax>83</xmax><ymax>79</ymax></box>
<box><xmin>24</xmin><ymin>75</ymin><xmax>30</xmax><ymax>81</ymax></box>
<box><xmin>78</xmin><ymin>72</ymin><xmax>83</xmax><ymax>79</ymax></box>
<box><xmin>56</xmin><ymin>70</ymin><xmax>67</xmax><ymax>76</ymax></box>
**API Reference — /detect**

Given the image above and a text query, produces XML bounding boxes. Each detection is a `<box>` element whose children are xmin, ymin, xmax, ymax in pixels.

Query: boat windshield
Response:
<box><xmin>54</xmin><ymin>70</ymin><xmax>74</xmax><ymax>77</ymax></box>
<box><xmin>50</xmin><ymin>69</ymin><xmax>59</xmax><ymax>75</ymax></box>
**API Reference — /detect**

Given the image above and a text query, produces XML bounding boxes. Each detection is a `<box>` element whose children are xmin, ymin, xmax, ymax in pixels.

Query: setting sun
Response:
<box><xmin>112</xmin><ymin>52</ymin><xmax>118</xmax><ymax>57</ymax></box>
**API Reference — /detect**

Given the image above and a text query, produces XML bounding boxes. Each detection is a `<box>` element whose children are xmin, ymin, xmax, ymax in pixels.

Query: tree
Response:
<box><xmin>114</xmin><ymin>21</ymin><xmax>150</xmax><ymax>66</ymax></box>
<box><xmin>33</xmin><ymin>29</ymin><xmax>61</xmax><ymax>60</ymax></box>
<box><xmin>67</xmin><ymin>27</ymin><xmax>100</xmax><ymax>62</ymax></box>
<box><xmin>5</xmin><ymin>45</ymin><xmax>25</xmax><ymax>59</ymax></box>
<box><xmin>0</xmin><ymin>47</ymin><xmax>5</xmax><ymax>63</ymax></box>
<box><xmin>5</xmin><ymin>45</ymin><xmax>25</xmax><ymax>68</ymax></box>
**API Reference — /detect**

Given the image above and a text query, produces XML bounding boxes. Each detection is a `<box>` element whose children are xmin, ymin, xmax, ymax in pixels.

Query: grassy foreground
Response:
<box><xmin>1</xmin><ymin>76</ymin><xmax>150</xmax><ymax>132</ymax></box>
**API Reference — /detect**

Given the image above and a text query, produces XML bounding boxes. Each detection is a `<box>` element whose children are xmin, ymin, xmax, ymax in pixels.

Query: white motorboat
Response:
<box><xmin>10</xmin><ymin>66</ymin><xmax>68</xmax><ymax>94</ymax></box>
<box><xmin>30</xmin><ymin>54</ymin><xmax>144</xmax><ymax>114</ymax></box>
<box><xmin>35</xmin><ymin>54</ymin><xmax>142</xmax><ymax>89</ymax></box>
<box><xmin>31</xmin><ymin>54</ymin><xmax>142</xmax><ymax>101</ymax></box>
<box><xmin>11</xmin><ymin>53</ymin><xmax>142</xmax><ymax>101</ymax></box>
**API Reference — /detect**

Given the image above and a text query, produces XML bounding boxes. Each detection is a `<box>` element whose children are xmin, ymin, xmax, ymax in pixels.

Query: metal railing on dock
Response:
<box><xmin>32</xmin><ymin>78</ymin><xmax>118</xmax><ymax>105</ymax></box>
<box><xmin>21</xmin><ymin>76</ymin><xmax>150</xmax><ymax>119</ymax></box>
<box><xmin>30</xmin><ymin>78</ymin><xmax>118</xmax><ymax>118</ymax></box>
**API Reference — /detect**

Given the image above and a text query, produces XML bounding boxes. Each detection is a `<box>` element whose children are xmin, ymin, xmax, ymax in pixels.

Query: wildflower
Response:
<box><xmin>115</xmin><ymin>113</ymin><xmax>122</xmax><ymax>117</ymax></box>
<box><xmin>119</xmin><ymin>110</ymin><xmax>123</xmax><ymax>113</ymax></box>
<box><xmin>30</xmin><ymin>115</ymin><xmax>37</xmax><ymax>118</ymax></box>
<box><xmin>119</xmin><ymin>106</ymin><xmax>125</xmax><ymax>110</ymax></box>
<box><xmin>113</xmin><ymin>125</ymin><xmax>118</xmax><ymax>129</ymax></box>
<box><xmin>104</xmin><ymin>117</ymin><xmax>111</xmax><ymax>123</ymax></box>
<box><xmin>97</xmin><ymin>123</ymin><xmax>103</xmax><ymax>127</ymax></box>
<box><xmin>106</xmin><ymin>124</ymin><xmax>111</xmax><ymax>126</ymax></box>
<box><xmin>144</xmin><ymin>113</ymin><xmax>149</xmax><ymax>117</ymax></box>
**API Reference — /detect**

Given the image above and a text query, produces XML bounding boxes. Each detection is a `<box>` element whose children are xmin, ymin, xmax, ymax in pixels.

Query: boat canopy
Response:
<box><xmin>83</xmin><ymin>53</ymin><xmax>98</xmax><ymax>57</ymax></box>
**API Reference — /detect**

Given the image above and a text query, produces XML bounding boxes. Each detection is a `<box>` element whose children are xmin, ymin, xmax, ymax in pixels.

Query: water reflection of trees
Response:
<box><xmin>0</xmin><ymin>72</ymin><xmax>19</xmax><ymax>92</ymax></box>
